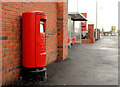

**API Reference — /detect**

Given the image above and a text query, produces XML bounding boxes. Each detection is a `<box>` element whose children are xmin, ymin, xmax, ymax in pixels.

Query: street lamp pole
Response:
<box><xmin>77</xmin><ymin>0</ymin><xmax>78</xmax><ymax>12</ymax></box>
<box><xmin>96</xmin><ymin>0</ymin><xmax>98</xmax><ymax>40</ymax></box>
<box><xmin>77</xmin><ymin>0</ymin><xmax>81</xmax><ymax>44</ymax></box>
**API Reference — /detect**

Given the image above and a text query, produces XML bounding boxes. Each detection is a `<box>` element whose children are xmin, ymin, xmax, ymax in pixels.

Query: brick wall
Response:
<box><xmin>1</xmin><ymin>2</ymin><xmax>68</xmax><ymax>85</ymax></box>
<box><xmin>57</xmin><ymin>2</ymin><xmax>68</xmax><ymax>60</ymax></box>
<box><xmin>81</xmin><ymin>39</ymin><xmax>92</xmax><ymax>43</ymax></box>
<box><xmin>97</xmin><ymin>29</ymin><xmax>100</xmax><ymax>40</ymax></box>
<box><xmin>87</xmin><ymin>24</ymin><xmax>95</xmax><ymax>43</ymax></box>
<box><xmin>63</xmin><ymin>2</ymin><xmax>68</xmax><ymax>59</ymax></box>
<box><xmin>76</xmin><ymin>24</ymin><xmax>95</xmax><ymax>44</ymax></box>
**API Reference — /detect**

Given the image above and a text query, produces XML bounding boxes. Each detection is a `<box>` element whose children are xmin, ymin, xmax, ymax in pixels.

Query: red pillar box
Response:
<box><xmin>68</xmin><ymin>38</ymin><xmax>71</xmax><ymax>48</ymax></box>
<box><xmin>22</xmin><ymin>11</ymin><xmax>47</xmax><ymax>80</ymax></box>
<box><xmin>68</xmin><ymin>38</ymin><xmax>69</xmax><ymax>44</ymax></box>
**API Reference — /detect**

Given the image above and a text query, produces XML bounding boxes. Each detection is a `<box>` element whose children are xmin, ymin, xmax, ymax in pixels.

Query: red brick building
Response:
<box><xmin>81</xmin><ymin>24</ymin><xmax>95</xmax><ymax>43</ymax></box>
<box><xmin>1</xmin><ymin>1</ymin><xmax>68</xmax><ymax>85</ymax></box>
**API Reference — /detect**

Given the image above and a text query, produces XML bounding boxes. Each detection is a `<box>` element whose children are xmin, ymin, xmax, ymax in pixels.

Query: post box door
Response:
<box><xmin>36</xmin><ymin>15</ymin><xmax>46</xmax><ymax>67</ymax></box>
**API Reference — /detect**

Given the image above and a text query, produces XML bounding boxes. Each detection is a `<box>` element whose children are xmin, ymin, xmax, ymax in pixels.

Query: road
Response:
<box><xmin>10</xmin><ymin>36</ymin><xmax>118</xmax><ymax>86</ymax></box>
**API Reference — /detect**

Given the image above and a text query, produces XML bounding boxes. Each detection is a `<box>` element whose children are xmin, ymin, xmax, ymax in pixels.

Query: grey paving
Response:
<box><xmin>10</xmin><ymin>36</ymin><xmax>118</xmax><ymax>86</ymax></box>
<box><xmin>44</xmin><ymin>36</ymin><xmax>118</xmax><ymax>85</ymax></box>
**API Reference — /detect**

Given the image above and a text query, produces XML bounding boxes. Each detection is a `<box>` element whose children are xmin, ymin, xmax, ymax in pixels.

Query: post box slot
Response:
<box><xmin>40</xmin><ymin>23</ymin><xmax>45</xmax><ymax>33</ymax></box>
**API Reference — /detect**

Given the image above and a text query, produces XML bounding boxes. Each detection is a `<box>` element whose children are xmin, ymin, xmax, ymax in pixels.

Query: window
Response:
<box><xmin>40</xmin><ymin>23</ymin><xmax>45</xmax><ymax>32</ymax></box>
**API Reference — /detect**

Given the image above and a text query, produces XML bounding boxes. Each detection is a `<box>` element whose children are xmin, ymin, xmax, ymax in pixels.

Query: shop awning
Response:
<box><xmin>68</xmin><ymin>12</ymin><xmax>87</xmax><ymax>21</ymax></box>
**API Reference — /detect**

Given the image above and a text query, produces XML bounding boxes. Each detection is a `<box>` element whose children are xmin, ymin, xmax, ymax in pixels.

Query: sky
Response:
<box><xmin>68</xmin><ymin>0</ymin><xmax>120</xmax><ymax>31</ymax></box>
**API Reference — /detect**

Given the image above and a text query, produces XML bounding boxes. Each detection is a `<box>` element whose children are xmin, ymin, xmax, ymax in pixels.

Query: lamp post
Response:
<box><xmin>77</xmin><ymin>0</ymin><xmax>78</xmax><ymax>12</ymax></box>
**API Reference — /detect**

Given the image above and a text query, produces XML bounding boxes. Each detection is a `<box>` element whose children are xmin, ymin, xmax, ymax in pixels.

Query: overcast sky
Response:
<box><xmin>68</xmin><ymin>0</ymin><xmax>119</xmax><ymax>31</ymax></box>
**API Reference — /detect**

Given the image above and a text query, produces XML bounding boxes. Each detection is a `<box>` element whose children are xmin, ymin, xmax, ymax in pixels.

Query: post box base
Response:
<box><xmin>21</xmin><ymin>67</ymin><xmax>47</xmax><ymax>81</ymax></box>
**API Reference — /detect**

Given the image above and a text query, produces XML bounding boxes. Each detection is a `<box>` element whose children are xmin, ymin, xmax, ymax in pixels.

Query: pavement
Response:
<box><xmin>9</xmin><ymin>36</ymin><xmax>118</xmax><ymax>86</ymax></box>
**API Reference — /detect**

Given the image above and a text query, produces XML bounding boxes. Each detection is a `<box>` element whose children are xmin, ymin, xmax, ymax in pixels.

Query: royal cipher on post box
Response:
<box><xmin>22</xmin><ymin>11</ymin><xmax>47</xmax><ymax>80</ymax></box>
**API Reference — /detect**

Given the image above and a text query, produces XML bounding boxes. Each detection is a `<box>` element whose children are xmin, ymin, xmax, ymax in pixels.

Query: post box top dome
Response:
<box><xmin>23</xmin><ymin>11</ymin><xmax>46</xmax><ymax>15</ymax></box>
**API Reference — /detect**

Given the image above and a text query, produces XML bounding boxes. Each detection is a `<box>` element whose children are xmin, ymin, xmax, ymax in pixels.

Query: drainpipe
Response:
<box><xmin>73</xmin><ymin>21</ymin><xmax>75</xmax><ymax>39</ymax></box>
<box><xmin>68</xmin><ymin>16</ymin><xmax>72</xmax><ymax>48</ymax></box>
<box><xmin>96</xmin><ymin>0</ymin><xmax>98</xmax><ymax>40</ymax></box>
<box><xmin>79</xmin><ymin>21</ymin><xmax>81</xmax><ymax>44</ymax></box>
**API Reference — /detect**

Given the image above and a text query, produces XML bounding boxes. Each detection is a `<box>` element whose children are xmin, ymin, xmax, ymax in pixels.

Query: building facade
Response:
<box><xmin>1</xmin><ymin>2</ymin><xmax>68</xmax><ymax>85</ymax></box>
